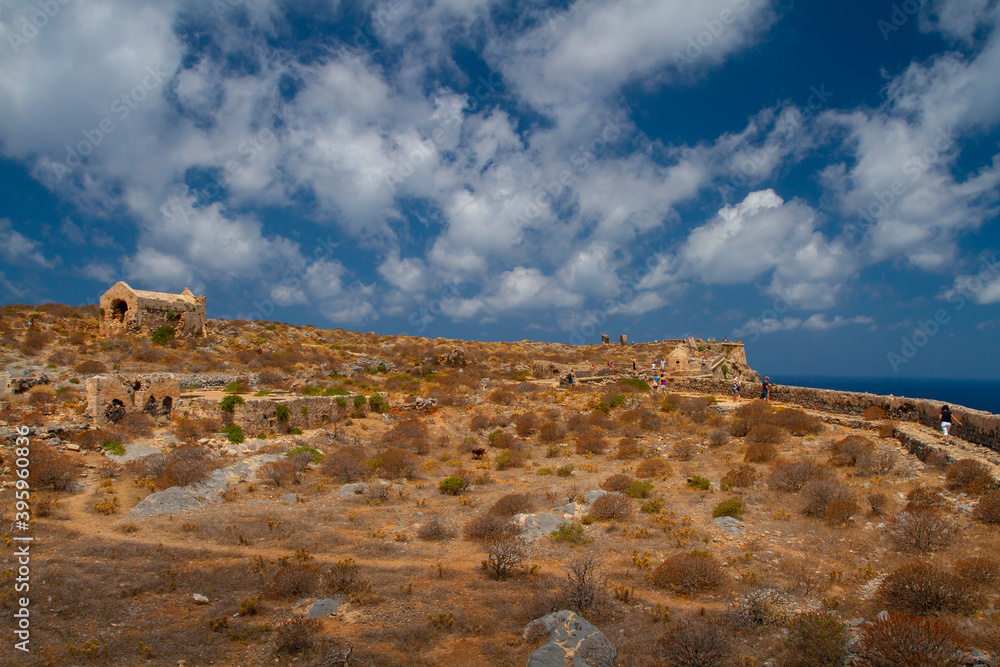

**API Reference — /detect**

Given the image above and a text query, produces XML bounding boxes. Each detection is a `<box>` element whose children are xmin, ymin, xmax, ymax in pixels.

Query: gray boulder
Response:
<box><xmin>713</xmin><ymin>516</ymin><xmax>745</xmax><ymax>535</ymax></box>
<box><xmin>512</xmin><ymin>513</ymin><xmax>566</xmax><ymax>542</ymax></box>
<box><xmin>523</xmin><ymin>610</ymin><xmax>616</xmax><ymax>667</ymax></box>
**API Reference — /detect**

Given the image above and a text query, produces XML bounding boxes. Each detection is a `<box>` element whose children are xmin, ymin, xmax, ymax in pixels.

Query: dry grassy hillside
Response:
<box><xmin>1</xmin><ymin>303</ymin><xmax>1000</xmax><ymax>666</ymax></box>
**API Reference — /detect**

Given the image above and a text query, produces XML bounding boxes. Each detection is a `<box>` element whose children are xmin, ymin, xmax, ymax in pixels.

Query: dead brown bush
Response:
<box><xmin>381</xmin><ymin>418</ymin><xmax>430</xmax><ymax>454</ymax></box>
<box><xmin>73</xmin><ymin>359</ymin><xmax>108</xmax><ymax>375</ymax></box>
<box><xmin>118</xmin><ymin>412</ymin><xmax>155</xmax><ymax>438</ymax></box>
<box><xmin>29</xmin><ymin>445</ymin><xmax>82</xmax><ymax>490</ymax></box>
<box><xmin>589</xmin><ymin>493</ymin><xmax>633</xmax><ymax>521</ymax></box>
<box><xmin>954</xmin><ymin>556</ymin><xmax>1000</xmax><ymax>590</ymax></box>
<box><xmin>651</xmin><ymin>552</ymin><xmax>727</xmax><ymax>595</ymax></box>
<box><xmin>778</xmin><ymin>408</ymin><xmax>824</xmax><ymax>436</ymax></box>
<box><xmin>945</xmin><ymin>458</ymin><xmax>995</xmax><ymax>495</ymax></box>
<box><xmin>707</xmin><ymin>428</ymin><xmax>730</xmax><ymax>447</ymax></box>
<box><xmin>470</xmin><ymin>413</ymin><xmax>492</xmax><ymax>431</ymax></box>
<box><xmin>973</xmin><ymin>489</ymin><xmax>1000</xmax><ymax>525</ymax></box>
<box><xmin>802</xmin><ymin>478</ymin><xmax>854</xmax><ymax>517</ymax></box>
<box><xmin>416</xmin><ymin>516</ymin><xmax>454</xmax><ymax>541</ymax></box>
<box><xmin>857</xmin><ymin>614</ymin><xmax>965</xmax><ymax>667</ymax></box>
<box><xmin>745</xmin><ymin>424</ymin><xmax>787</xmax><ymax>446</ymax></box>
<box><xmin>489</xmin><ymin>430</ymin><xmax>516</xmax><ymax>449</ymax></box>
<box><xmin>824</xmin><ymin>498</ymin><xmax>860</xmax><ymax>525</ymax></box>
<box><xmin>656</xmin><ymin>616</ymin><xmax>732</xmax><ymax>667</ymax></box>
<box><xmin>863</xmin><ymin>405</ymin><xmax>888</xmax><ymax>420</ymax></box>
<box><xmin>599</xmin><ymin>473</ymin><xmax>634</xmax><ymax>493</ymax></box>
<box><xmin>867</xmin><ymin>491</ymin><xmax>893</xmax><ymax>518</ymax></box>
<box><xmin>575</xmin><ymin>433</ymin><xmax>608</xmax><ymax>455</ymax></box>
<box><xmin>636</xmin><ymin>457</ymin><xmax>672</xmax><ymax>479</ymax></box>
<box><xmin>721</xmin><ymin>464</ymin><xmax>758</xmax><ymax>489</ymax></box>
<box><xmin>489</xmin><ymin>493</ymin><xmax>534</xmax><ymax>517</ymax></box>
<box><xmin>463</xmin><ymin>514</ymin><xmax>517</xmax><ymax>541</ymax></box>
<box><xmin>488</xmin><ymin>389</ymin><xmax>515</xmax><ymax>405</ymax></box>
<box><xmin>878</xmin><ymin>561</ymin><xmax>977</xmax><ymax>614</ymax></box>
<box><xmin>173</xmin><ymin>417</ymin><xmax>221</xmax><ymax>444</ymax></box>
<box><xmin>744</xmin><ymin>441</ymin><xmax>777</xmax><ymax>463</ymax></box>
<box><xmin>321</xmin><ymin>446</ymin><xmax>368</xmax><ymax>482</ymax></box>
<box><xmin>538</xmin><ymin>421</ymin><xmax>565</xmax><ymax>443</ymax></box>
<box><xmin>257</xmin><ymin>460</ymin><xmax>299</xmax><ymax>487</ymax></box>
<box><xmin>768</xmin><ymin>459</ymin><xmax>829</xmax><ymax>492</ymax></box>
<box><xmin>377</xmin><ymin>447</ymin><xmax>419</xmax><ymax>479</ymax></box>
<box><xmin>267</xmin><ymin>565</ymin><xmax>318</xmax><ymax>599</ymax></box>
<box><xmin>159</xmin><ymin>457</ymin><xmax>212</xmax><ymax>487</ymax></box>
<box><xmin>884</xmin><ymin>508</ymin><xmax>957</xmax><ymax>552</ymax></box>
<box><xmin>615</xmin><ymin>437</ymin><xmax>640</xmax><ymax>459</ymax></box>
<box><xmin>274</xmin><ymin>616</ymin><xmax>320</xmax><ymax>654</ymax></box>
<box><xmin>904</xmin><ymin>484</ymin><xmax>948</xmax><ymax>511</ymax></box>
<box><xmin>830</xmin><ymin>435</ymin><xmax>876</xmax><ymax>467</ymax></box>
<box><xmin>857</xmin><ymin>446</ymin><xmax>896</xmax><ymax>476</ymax></box>
<box><xmin>672</xmin><ymin>441</ymin><xmax>698</xmax><ymax>461</ymax></box>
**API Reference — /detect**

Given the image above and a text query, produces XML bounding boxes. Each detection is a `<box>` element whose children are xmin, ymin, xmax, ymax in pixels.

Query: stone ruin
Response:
<box><xmin>619</xmin><ymin>334</ymin><xmax>627</xmax><ymax>345</ymax></box>
<box><xmin>86</xmin><ymin>373</ymin><xmax>180</xmax><ymax>427</ymax></box>
<box><xmin>99</xmin><ymin>281</ymin><xmax>207</xmax><ymax>337</ymax></box>
<box><xmin>600</xmin><ymin>334</ymin><xmax>610</xmax><ymax>344</ymax></box>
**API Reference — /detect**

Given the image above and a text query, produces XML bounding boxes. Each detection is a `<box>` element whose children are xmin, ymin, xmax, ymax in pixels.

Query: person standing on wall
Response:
<box><xmin>760</xmin><ymin>376</ymin><xmax>770</xmax><ymax>401</ymax></box>
<box><xmin>939</xmin><ymin>404</ymin><xmax>962</xmax><ymax>444</ymax></box>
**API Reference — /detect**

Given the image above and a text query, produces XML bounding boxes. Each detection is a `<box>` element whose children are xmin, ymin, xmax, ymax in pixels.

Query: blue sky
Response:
<box><xmin>1</xmin><ymin>0</ymin><xmax>999</xmax><ymax>380</ymax></box>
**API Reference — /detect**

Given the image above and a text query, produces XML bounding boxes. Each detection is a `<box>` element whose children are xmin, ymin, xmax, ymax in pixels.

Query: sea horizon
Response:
<box><xmin>772</xmin><ymin>375</ymin><xmax>1000</xmax><ymax>416</ymax></box>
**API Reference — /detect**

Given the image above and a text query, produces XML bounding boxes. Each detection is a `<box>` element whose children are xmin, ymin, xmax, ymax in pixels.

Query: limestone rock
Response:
<box><xmin>192</xmin><ymin>594</ymin><xmax>209</xmax><ymax>604</ymax></box>
<box><xmin>522</xmin><ymin>610</ymin><xmax>616</xmax><ymax>667</ymax></box>
<box><xmin>511</xmin><ymin>513</ymin><xmax>566</xmax><ymax>542</ymax></box>
<box><xmin>714</xmin><ymin>516</ymin><xmax>746</xmax><ymax>535</ymax></box>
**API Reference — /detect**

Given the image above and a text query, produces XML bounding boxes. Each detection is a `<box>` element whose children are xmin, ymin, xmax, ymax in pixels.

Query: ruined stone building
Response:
<box><xmin>99</xmin><ymin>281</ymin><xmax>206</xmax><ymax>337</ymax></box>
<box><xmin>86</xmin><ymin>374</ymin><xmax>180</xmax><ymax>426</ymax></box>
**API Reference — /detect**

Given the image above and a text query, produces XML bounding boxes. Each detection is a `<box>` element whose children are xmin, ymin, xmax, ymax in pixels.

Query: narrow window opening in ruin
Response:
<box><xmin>144</xmin><ymin>395</ymin><xmax>158</xmax><ymax>415</ymax></box>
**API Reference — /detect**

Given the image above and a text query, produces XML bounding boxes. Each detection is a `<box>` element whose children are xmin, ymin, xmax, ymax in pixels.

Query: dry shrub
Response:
<box><xmin>857</xmin><ymin>614</ymin><xmax>965</xmax><ymax>667</ymax></box>
<box><xmin>824</xmin><ymin>498</ymin><xmax>860</xmax><ymax>525</ymax></box>
<box><xmin>954</xmin><ymin>556</ymin><xmax>1000</xmax><ymax>589</ymax></box>
<box><xmin>416</xmin><ymin>516</ymin><xmax>453</xmax><ymax>541</ymax></box>
<box><xmin>745</xmin><ymin>424</ymin><xmax>787</xmax><ymax>446</ymax></box>
<box><xmin>973</xmin><ymin>489</ymin><xmax>1000</xmax><ymax>525</ymax></box>
<box><xmin>707</xmin><ymin>429</ymin><xmax>730</xmax><ymax>447</ymax></box>
<box><xmin>174</xmin><ymin>417</ymin><xmax>220</xmax><ymax>444</ymax></box>
<box><xmin>489</xmin><ymin>492</ymin><xmax>534</xmax><ymax>517</ymax></box>
<box><xmin>321</xmin><ymin>446</ymin><xmax>368</xmax><ymax>482</ymax></box>
<box><xmin>27</xmin><ymin>385</ymin><xmax>56</xmax><ymax>408</ymax></box>
<box><xmin>731</xmin><ymin>587</ymin><xmax>793</xmax><ymax>629</ymax></box>
<box><xmin>256</xmin><ymin>367</ymin><xmax>287</xmax><ymax>386</ymax></box>
<box><xmin>73</xmin><ymin>359</ymin><xmax>108</xmax><ymax>375</ymax></box>
<box><xmin>575</xmin><ymin>433</ymin><xmax>608</xmax><ymax>455</ymax></box>
<box><xmin>924</xmin><ymin>448</ymin><xmax>951</xmax><ymax>469</ymax></box>
<box><xmin>539</xmin><ymin>421</ymin><xmax>565</xmax><ymax>443</ymax></box>
<box><xmin>768</xmin><ymin>459</ymin><xmax>829</xmax><ymax>492</ymax></box>
<box><xmin>904</xmin><ymin>484</ymin><xmax>947</xmax><ymax>511</ymax></box>
<box><xmin>126</xmin><ymin>452</ymin><xmax>171</xmax><ymax>479</ymax></box>
<box><xmin>488</xmin><ymin>389</ymin><xmax>515</xmax><ymax>406</ymax></box>
<box><xmin>257</xmin><ymin>460</ymin><xmax>299</xmax><ymax>487</ymax></box>
<box><xmin>606</xmin><ymin>439</ymin><xmax>636</xmax><ymax>462</ymax></box>
<box><xmin>729</xmin><ymin>400</ymin><xmax>777</xmax><ymax>437</ymax></box>
<box><xmin>857</xmin><ymin>446</ymin><xmax>896</xmax><ymax>476</ymax></box>
<box><xmin>778</xmin><ymin>408</ymin><xmax>824</xmax><ymax>436</ymax></box>
<box><xmin>159</xmin><ymin>457</ymin><xmax>212</xmax><ymax>487</ymax></box>
<box><xmin>470</xmin><ymin>413</ymin><xmax>492</xmax><ymax>431</ymax></box>
<box><xmin>274</xmin><ymin>616</ymin><xmax>320</xmax><ymax>654</ymax></box>
<box><xmin>20</xmin><ymin>330</ymin><xmax>49</xmax><ymax>355</ymax></box>
<box><xmin>119</xmin><ymin>412</ymin><xmax>155</xmax><ymax>438</ymax></box>
<box><xmin>600</xmin><ymin>473</ymin><xmax>634</xmax><ymax>493</ymax></box>
<box><xmin>482</xmin><ymin>535</ymin><xmax>528</xmax><ymax>580</ymax></box>
<box><xmin>267</xmin><ymin>564</ymin><xmax>318</xmax><ymax>599</ymax></box>
<box><xmin>486</xmin><ymin>430</ymin><xmax>515</xmax><ymax>450</ymax></box>
<box><xmin>830</xmin><ymin>435</ymin><xmax>875</xmax><ymax>467</ymax></box>
<box><xmin>656</xmin><ymin>617</ymin><xmax>732</xmax><ymax>667</ymax></box>
<box><xmin>878</xmin><ymin>419</ymin><xmax>897</xmax><ymax>438</ymax></box>
<box><xmin>381</xmin><ymin>418</ymin><xmax>430</xmax><ymax>454</ymax></box>
<box><xmin>802</xmin><ymin>479</ymin><xmax>853</xmax><ymax>516</ymax></box>
<box><xmin>863</xmin><ymin>405</ymin><xmax>888</xmax><ymax>421</ymax></box>
<box><xmin>567</xmin><ymin>414</ymin><xmax>590</xmax><ymax>433</ymax></box>
<box><xmin>651</xmin><ymin>552</ymin><xmax>727</xmax><ymax>595</ymax></box>
<box><xmin>744</xmin><ymin>441</ymin><xmax>777</xmax><ymax>463</ymax></box>
<box><xmin>867</xmin><ymin>491</ymin><xmax>893</xmax><ymax>518</ymax></box>
<box><xmin>636</xmin><ymin>457</ymin><xmax>672</xmax><ymax>479</ymax></box>
<box><xmin>672</xmin><ymin>441</ymin><xmax>697</xmax><ymax>461</ymax></box>
<box><xmin>879</xmin><ymin>561</ymin><xmax>978</xmax><ymax>614</ymax></box>
<box><xmin>945</xmin><ymin>458</ymin><xmax>995</xmax><ymax>495</ymax></box>
<box><xmin>590</xmin><ymin>493</ymin><xmax>633</xmax><ymax>521</ymax></box>
<box><xmin>133</xmin><ymin>346</ymin><xmax>165</xmax><ymax>363</ymax></box>
<box><xmin>722</xmin><ymin>464</ymin><xmax>758</xmax><ymax>489</ymax></box>
<box><xmin>377</xmin><ymin>447</ymin><xmax>419</xmax><ymax>479</ymax></box>
<box><xmin>464</xmin><ymin>514</ymin><xmax>517</xmax><ymax>541</ymax></box>
<box><xmin>884</xmin><ymin>508</ymin><xmax>957</xmax><ymax>552</ymax></box>
<box><xmin>638</xmin><ymin>412</ymin><xmax>663</xmax><ymax>432</ymax></box>
<box><xmin>29</xmin><ymin>445</ymin><xmax>81</xmax><ymax>490</ymax></box>
<box><xmin>515</xmin><ymin>412</ymin><xmax>538</xmax><ymax>436</ymax></box>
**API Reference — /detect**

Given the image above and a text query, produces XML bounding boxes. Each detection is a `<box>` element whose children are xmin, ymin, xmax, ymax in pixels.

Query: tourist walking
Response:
<box><xmin>760</xmin><ymin>376</ymin><xmax>770</xmax><ymax>401</ymax></box>
<box><xmin>632</xmin><ymin>359</ymin><xmax>636</xmax><ymax>371</ymax></box>
<box><xmin>567</xmin><ymin>371</ymin><xmax>575</xmax><ymax>389</ymax></box>
<box><xmin>939</xmin><ymin>404</ymin><xmax>962</xmax><ymax>444</ymax></box>
<box><xmin>731</xmin><ymin>375</ymin><xmax>741</xmax><ymax>402</ymax></box>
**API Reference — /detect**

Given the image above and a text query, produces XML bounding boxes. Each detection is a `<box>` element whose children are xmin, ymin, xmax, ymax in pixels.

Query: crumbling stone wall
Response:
<box><xmin>86</xmin><ymin>373</ymin><xmax>180</xmax><ymax>426</ymax></box>
<box><xmin>671</xmin><ymin>377</ymin><xmax>1000</xmax><ymax>452</ymax></box>
<box><xmin>181</xmin><ymin>395</ymin><xmax>365</xmax><ymax>435</ymax></box>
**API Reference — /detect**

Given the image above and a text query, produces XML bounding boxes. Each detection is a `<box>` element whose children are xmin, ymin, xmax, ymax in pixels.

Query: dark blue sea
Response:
<box><xmin>775</xmin><ymin>376</ymin><xmax>1000</xmax><ymax>416</ymax></box>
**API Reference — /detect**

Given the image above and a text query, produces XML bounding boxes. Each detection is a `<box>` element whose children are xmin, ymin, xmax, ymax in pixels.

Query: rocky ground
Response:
<box><xmin>1</xmin><ymin>303</ymin><xmax>999</xmax><ymax>666</ymax></box>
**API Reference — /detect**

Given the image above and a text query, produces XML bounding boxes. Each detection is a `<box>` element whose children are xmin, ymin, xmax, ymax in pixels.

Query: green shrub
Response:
<box><xmin>712</xmin><ymin>498</ymin><xmax>744</xmax><ymax>518</ymax></box>
<box><xmin>223</xmin><ymin>424</ymin><xmax>245</xmax><ymax>444</ymax></box>
<box><xmin>538</xmin><ymin>467</ymin><xmax>554</xmax><ymax>476</ymax></box>
<box><xmin>224</xmin><ymin>381</ymin><xmax>250</xmax><ymax>394</ymax></box>
<box><xmin>438</xmin><ymin>476</ymin><xmax>466</xmax><ymax>495</ymax></box>
<box><xmin>275</xmin><ymin>405</ymin><xmax>291</xmax><ymax>421</ymax></box>
<box><xmin>287</xmin><ymin>426</ymin><xmax>303</xmax><ymax>435</ymax></box>
<box><xmin>617</xmin><ymin>378</ymin><xmax>650</xmax><ymax>392</ymax></box>
<box><xmin>624</xmin><ymin>480</ymin><xmax>654</xmax><ymax>498</ymax></box>
<box><xmin>549</xmin><ymin>522</ymin><xmax>591</xmax><ymax>546</ymax></box>
<box><xmin>286</xmin><ymin>446</ymin><xmax>322</xmax><ymax>463</ymax></box>
<box><xmin>102</xmin><ymin>441</ymin><xmax>125</xmax><ymax>456</ymax></box>
<box><xmin>785</xmin><ymin>613</ymin><xmax>847</xmax><ymax>667</ymax></box>
<box><xmin>353</xmin><ymin>395</ymin><xmax>366</xmax><ymax>408</ymax></box>
<box><xmin>368</xmin><ymin>393</ymin><xmax>390</xmax><ymax>413</ymax></box>
<box><xmin>219</xmin><ymin>395</ymin><xmax>245</xmax><ymax>414</ymax></box>
<box><xmin>494</xmin><ymin>452</ymin><xmax>514</xmax><ymax>470</ymax></box>
<box><xmin>556</xmin><ymin>465</ymin><xmax>574</xmax><ymax>477</ymax></box>
<box><xmin>641</xmin><ymin>498</ymin><xmax>664</xmax><ymax>514</ymax></box>
<box><xmin>687</xmin><ymin>475</ymin><xmax>711</xmax><ymax>491</ymax></box>
<box><xmin>151</xmin><ymin>325</ymin><xmax>175</xmax><ymax>345</ymax></box>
